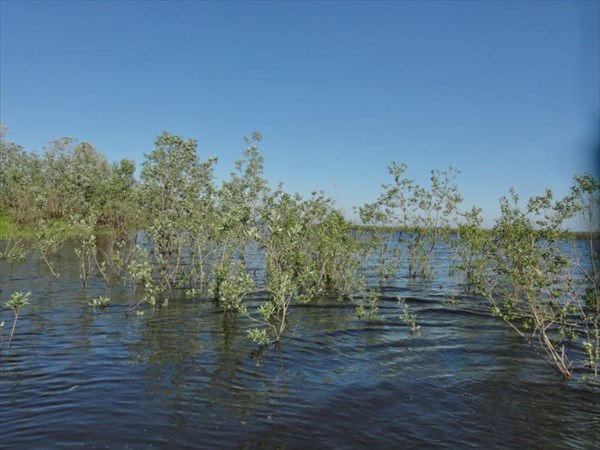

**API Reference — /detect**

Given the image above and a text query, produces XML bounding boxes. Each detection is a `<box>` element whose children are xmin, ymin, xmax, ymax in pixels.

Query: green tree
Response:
<box><xmin>210</xmin><ymin>132</ymin><xmax>268</xmax><ymax>305</ymax></box>
<box><xmin>0</xmin><ymin>124</ymin><xmax>45</xmax><ymax>224</ymax></box>
<box><xmin>99</xmin><ymin>158</ymin><xmax>139</xmax><ymax>239</ymax></box>
<box><xmin>140</xmin><ymin>131</ymin><xmax>217</xmax><ymax>293</ymax></box>
<box><xmin>570</xmin><ymin>173</ymin><xmax>600</xmax><ymax>376</ymax></box>
<box><xmin>359</xmin><ymin>163</ymin><xmax>462</xmax><ymax>278</ymax></box>
<box><xmin>42</xmin><ymin>138</ymin><xmax>111</xmax><ymax>221</ymax></box>
<box><xmin>245</xmin><ymin>189</ymin><xmax>361</xmax><ymax>344</ymax></box>
<box><xmin>464</xmin><ymin>187</ymin><xmax>580</xmax><ymax>377</ymax></box>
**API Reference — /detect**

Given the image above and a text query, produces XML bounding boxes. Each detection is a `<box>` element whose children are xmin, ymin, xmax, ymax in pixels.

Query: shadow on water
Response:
<box><xmin>1</xmin><ymin>242</ymin><xmax>599</xmax><ymax>449</ymax></box>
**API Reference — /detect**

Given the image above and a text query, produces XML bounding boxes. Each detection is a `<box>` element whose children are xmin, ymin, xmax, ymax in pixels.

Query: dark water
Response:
<box><xmin>1</xmin><ymin>242</ymin><xmax>599</xmax><ymax>449</ymax></box>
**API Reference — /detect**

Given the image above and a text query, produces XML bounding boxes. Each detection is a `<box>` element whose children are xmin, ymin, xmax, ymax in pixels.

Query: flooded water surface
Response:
<box><xmin>1</xmin><ymin>242</ymin><xmax>599</xmax><ymax>449</ymax></box>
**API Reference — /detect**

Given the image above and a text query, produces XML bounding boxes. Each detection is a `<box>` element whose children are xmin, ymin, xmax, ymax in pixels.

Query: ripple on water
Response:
<box><xmin>1</xmin><ymin>246</ymin><xmax>599</xmax><ymax>449</ymax></box>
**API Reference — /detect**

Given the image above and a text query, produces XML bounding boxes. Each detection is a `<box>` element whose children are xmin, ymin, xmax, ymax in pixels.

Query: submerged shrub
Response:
<box><xmin>358</xmin><ymin>163</ymin><xmax>463</xmax><ymax>278</ymax></box>
<box><xmin>1</xmin><ymin>125</ymin><xmax>598</xmax><ymax>380</ymax></box>
<box><xmin>356</xmin><ymin>290</ymin><xmax>380</xmax><ymax>322</ymax></box>
<box><xmin>4</xmin><ymin>291</ymin><xmax>30</xmax><ymax>349</ymax></box>
<box><xmin>398</xmin><ymin>297</ymin><xmax>420</xmax><ymax>332</ymax></box>
<box><xmin>457</xmin><ymin>185</ymin><xmax>590</xmax><ymax>378</ymax></box>
<box><xmin>214</xmin><ymin>266</ymin><xmax>255</xmax><ymax>312</ymax></box>
<box><xmin>90</xmin><ymin>295</ymin><xmax>110</xmax><ymax>308</ymax></box>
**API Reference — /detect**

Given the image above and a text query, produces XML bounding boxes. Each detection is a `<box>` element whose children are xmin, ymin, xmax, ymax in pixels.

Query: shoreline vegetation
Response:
<box><xmin>348</xmin><ymin>223</ymin><xmax>598</xmax><ymax>240</ymax></box>
<box><xmin>1</xmin><ymin>125</ymin><xmax>599</xmax><ymax>380</ymax></box>
<box><xmin>1</xmin><ymin>215</ymin><xmax>597</xmax><ymax>241</ymax></box>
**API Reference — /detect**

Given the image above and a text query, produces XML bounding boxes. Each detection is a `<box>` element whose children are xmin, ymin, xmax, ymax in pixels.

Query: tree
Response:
<box><xmin>245</xmin><ymin>189</ymin><xmax>361</xmax><ymax>345</ymax></box>
<box><xmin>463</xmin><ymin>186</ymin><xmax>581</xmax><ymax>377</ymax></box>
<box><xmin>210</xmin><ymin>132</ymin><xmax>269</xmax><ymax>305</ymax></box>
<box><xmin>358</xmin><ymin>163</ymin><xmax>462</xmax><ymax>278</ymax></box>
<box><xmin>99</xmin><ymin>158</ymin><xmax>139</xmax><ymax>240</ymax></box>
<box><xmin>140</xmin><ymin>131</ymin><xmax>217</xmax><ymax>293</ymax></box>
<box><xmin>0</xmin><ymin>124</ymin><xmax>45</xmax><ymax>224</ymax></box>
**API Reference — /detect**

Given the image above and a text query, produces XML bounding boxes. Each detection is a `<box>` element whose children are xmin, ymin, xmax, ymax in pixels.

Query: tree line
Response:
<box><xmin>1</xmin><ymin>124</ymin><xmax>599</xmax><ymax>379</ymax></box>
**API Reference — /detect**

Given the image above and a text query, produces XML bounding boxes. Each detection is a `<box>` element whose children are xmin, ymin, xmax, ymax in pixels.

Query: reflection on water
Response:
<box><xmin>1</xmin><ymin>242</ymin><xmax>599</xmax><ymax>449</ymax></box>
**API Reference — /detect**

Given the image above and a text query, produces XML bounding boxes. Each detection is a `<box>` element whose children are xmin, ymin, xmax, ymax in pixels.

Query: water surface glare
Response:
<box><xmin>1</xmin><ymin>244</ymin><xmax>599</xmax><ymax>449</ymax></box>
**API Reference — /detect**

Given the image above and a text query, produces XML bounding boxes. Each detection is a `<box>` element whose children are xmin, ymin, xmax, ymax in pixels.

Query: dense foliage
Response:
<box><xmin>1</xmin><ymin>123</ymin><xmax>598</xmax><ymax>379</ymax></box>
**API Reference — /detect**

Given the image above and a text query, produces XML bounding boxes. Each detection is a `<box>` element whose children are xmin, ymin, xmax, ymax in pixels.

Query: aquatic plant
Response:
<box><xmin>570</xmin><ymin>173</ymin><xmax>600</xmax><ymax>377</ymax></box>
<box><xmin>356</xmin><ymin>290</ymin><xmax>380</xmax><ymax>322</ymax></box>
<box><xmin>358</xmin><ymin>163</ymin><xmax>463</xmax><ymax>278</ymax></box>
<box><xmin>212</xmin><ymin>265</ymin><xmax>255</xmax><ymax>311</ymax></box>
<box><xmin>4</xmin><ymin>291</ymin><xmax>30</xmax><ymax>348</ymax></box>
<box><xmin>140</xmin><ymin>131</ymin><xmax>218</xmax><ymax>292</ymax></box>
<box><xmin>398</xmin><ymin>296</ymin><xmax>420</xmax><ymax>332</ymax></box>
<box><xmin>90</xmin><ymin>295</ymin><xmax>110</xmax><ymax>308</ymax></box>
<box><xmin>126</xmin><ymin>245</ymin><xmax>162</xmax><ymax>314</ymax></box>
<box><xmin>72</xmin><ymin>214</ymin><xmax>98</xmax><ymax>292</ymax></box>
<box><xmin>457</xmin><ymin>186</ymin><xmax>586</xmax><ymax>377</ymax></box>
<box><xmin>1</xmin><ymin>125</ymin><xmax>598</xmax><ymax>380</ymax></box>
<box><xmin>33</xmin><ymin>219</ymin><xmax>65</xmax><ymax>278</ymax></box>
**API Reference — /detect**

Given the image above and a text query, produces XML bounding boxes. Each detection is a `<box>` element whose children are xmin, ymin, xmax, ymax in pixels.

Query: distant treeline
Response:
<box><xmin>0</xmin><ymin>124</ymin><xmax>598</xmax><ymax>238</ymax></box>
<box><xmin>350</xmin><ymin>224</ymin><xmax>599</xmax><ymax>241</ymax></box>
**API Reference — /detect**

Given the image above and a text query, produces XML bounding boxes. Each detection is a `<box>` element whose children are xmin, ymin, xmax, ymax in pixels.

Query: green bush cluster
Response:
<box><xmin>1</xmin><ymin>123</ymin><xmax>598</xmax><ymax>378</ymax></box>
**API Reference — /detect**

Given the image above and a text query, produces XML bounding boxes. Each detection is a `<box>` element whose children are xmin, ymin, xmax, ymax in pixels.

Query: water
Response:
<box><xmin>1</xmin><ymin>241</ymin><xmax>599</xmax><ymax>449</ymax></box>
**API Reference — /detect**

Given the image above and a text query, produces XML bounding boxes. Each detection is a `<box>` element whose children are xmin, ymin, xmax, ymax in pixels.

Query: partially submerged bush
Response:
<box><xmin>1</xmin><ymin>124</ymin><xmax>598</xmax><ymax>379</ymax></box>
<box><xmin>4</xmin><ymin>291</ymin><xmax>30</xmax><ymax>349</ymax></box>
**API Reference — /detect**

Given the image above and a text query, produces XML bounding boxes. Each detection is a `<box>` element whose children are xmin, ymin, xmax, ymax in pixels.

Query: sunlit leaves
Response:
<box><xmin>4</xmin><ymin>291</ymin><xmax>30</xmax><ymax>349</ymax></box>
<box><xmin>359</xmin><ymin>163</ymin><xmax>463</xmax><ymax>278</ymax></box>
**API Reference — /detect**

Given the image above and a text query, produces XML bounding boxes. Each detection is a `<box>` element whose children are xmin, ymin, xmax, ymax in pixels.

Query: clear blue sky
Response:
<box><xmin>1</xmin><ymin>0</ymin><xmax>598</xmax><ymax>229</ymax></box>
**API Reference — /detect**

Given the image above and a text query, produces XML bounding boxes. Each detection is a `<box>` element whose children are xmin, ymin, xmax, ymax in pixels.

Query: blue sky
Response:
<box><xmin>1</xmin><ymin>1</ymin><xmax>598</xmax><ymax>229</ymax></box>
